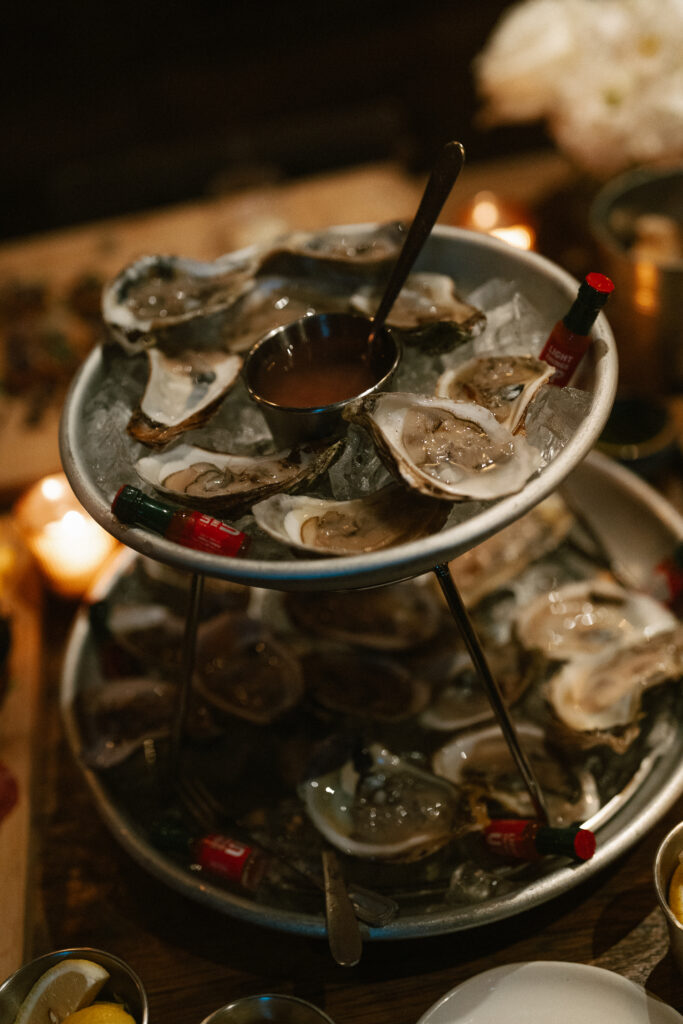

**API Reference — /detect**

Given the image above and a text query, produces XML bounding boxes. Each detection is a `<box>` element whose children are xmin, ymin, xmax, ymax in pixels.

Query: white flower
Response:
<box><xmin>474</xmin><ymin>0</ymin><xmax>683</xmax><ymax>176</ymax></box>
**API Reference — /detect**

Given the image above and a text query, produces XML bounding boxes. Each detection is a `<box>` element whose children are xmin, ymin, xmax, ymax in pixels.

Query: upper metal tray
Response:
<box><xmin>59</xmin><ymin>226</ymin><xmax>617</xmax><ymax>591</ymax></box>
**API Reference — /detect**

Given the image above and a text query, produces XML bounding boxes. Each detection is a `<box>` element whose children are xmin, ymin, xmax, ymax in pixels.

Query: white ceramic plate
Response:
<box><xmin>417</xmin><ymin>962</ymin><xmax>682</xmax><ymax>1024</ymax></box>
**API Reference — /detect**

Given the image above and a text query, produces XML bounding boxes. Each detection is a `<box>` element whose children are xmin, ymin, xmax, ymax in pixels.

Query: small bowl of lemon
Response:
<box><xmin>0</xmin><ymin>947</ymin><xmax>148</xmax><ymax>1024</ymax></box>
<box><xmin>654</xmin><ymin>821</ymin><xmax>683</xmax><ymax>973</ymax></box>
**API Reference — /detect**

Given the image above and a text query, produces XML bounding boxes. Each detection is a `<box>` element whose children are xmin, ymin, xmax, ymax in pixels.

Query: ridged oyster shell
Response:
<box><xmin>432</xmin><ymin>723</ymin><xmax>600</xmax><ymax>826</ymax></box>
<box><xmin>435</xmin><ymin>354</ymin><xmax>553</xmax><ymax>433</ymax></box>
<box><xmin>545</xmin><ymin>624</ymin><xmax>683</xmax><ymax>749</ymax></box>
<box><xmin>128</xmin><ymin>347</ymin><xmax>242</xmax><ymax>446</ymax></box>
<box><xmin>343</xmin><ymin>392</ymin><xmax>543</xmax><ymax>501</ymax></box>
<box><xmin>447</xmin><ymin>492</ymin><xmax>574</xmax><ymax>607</ymax></box>
<box><xmin>284</xmin><ymin>577</ymin><xmax>443</xmax><ymax>650</ymax></box>
<box><xmin>515</xmin><ymin>578</ymin><xmax>677</xmax><ymax>661</ymax></box>
<box><xmin>136</xmin><ymin>440</ymin><xmax>341</xmax><ymax>513</ymax></box>
<box><xmin>252</xmin><ymin>485</ymin><xmax>448</xmax><ymax>556</ymax></box>
<box><xmin>351</xmin><ymin>271</ymin><xmax>486</xmax><ymax>353</ymax></box>
<box><xmin>300</xmin><ymin>742</ymin><xmax>485</xmax><ymax>861</ymax></box>
<box><xmin>102</xmin><ymin>253</ymin><xmax>258</xmax><ymax>353</ymax></box>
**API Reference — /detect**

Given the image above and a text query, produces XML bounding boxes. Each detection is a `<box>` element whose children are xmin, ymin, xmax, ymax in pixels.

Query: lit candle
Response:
<box><xmin>14</xmin><ymin>473</ymin><xmax>120</xmax><ymax>598</ymax></box>
<box><xmin>455</xmin><ymin>190</ymin><xmax>536</xmax><ymax>250</ymax></box>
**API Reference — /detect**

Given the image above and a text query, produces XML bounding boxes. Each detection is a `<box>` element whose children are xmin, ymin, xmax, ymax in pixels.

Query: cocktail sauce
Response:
<box><xmin>253</xmin><ymin>353</ymin><xmax>377</xmax><ymax>408</ymax></box>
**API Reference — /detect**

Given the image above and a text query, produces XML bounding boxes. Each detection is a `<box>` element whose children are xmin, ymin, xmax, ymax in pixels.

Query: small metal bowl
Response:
<box><xmin>200</xmin><ymin>994</ymin><xmax>336</xmax><ymax>1024</ymax></box>
<box><xmin>654</xmin><ymin>820</ymin><xmax>683</xmax><ymax>973</ymax></box>
<box><xmin>243</xmin><ymin>311</ymin><xmax>401</xmax><ymax>447</ymax></box>
<box><xmin>0</xmin><ymin>947</ymin><xmax>149</xmax><ymax>1024</ymax></box>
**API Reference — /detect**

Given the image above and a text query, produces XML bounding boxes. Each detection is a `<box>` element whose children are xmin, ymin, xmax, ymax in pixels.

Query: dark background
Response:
<box><xmin>2</xmin><ymin>1</ymin><xmax>549</xmax><ymax>241</ymax></box>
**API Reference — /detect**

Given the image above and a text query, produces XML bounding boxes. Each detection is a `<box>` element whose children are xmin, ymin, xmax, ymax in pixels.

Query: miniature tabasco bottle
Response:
<box><xmin>540</xmin><ymin>273</ymin><xmax>614</xmax><ymax>386</ymax></box>
<box><xmin>483</xmin><ymin>819</ymin><xmax>596</xmax><ymax>862</ymax></box>
<box><xmin>112</xmin><ymin>485</ymin><xmax>250</xmax><ymax>557</ymax></box>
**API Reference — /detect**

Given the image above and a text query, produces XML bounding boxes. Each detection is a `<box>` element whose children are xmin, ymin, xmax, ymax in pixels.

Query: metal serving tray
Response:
<box><xmin>61</xmin><ymin>451</ymin><xmax>683</xmax><ymax>939</ymax></box>
<box><xmin>59</xmin><ymin>226</ymin><xmax>617</xmax><ymax>592</ymax></box>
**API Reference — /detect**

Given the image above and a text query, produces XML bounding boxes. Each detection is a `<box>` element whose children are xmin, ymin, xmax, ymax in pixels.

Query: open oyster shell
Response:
<box><xmin>545</xmin><ymin>623</ymin><xmax>683</xmax><ymax>751</ymax></box>
<box><xmin>136</xmin><ymin>440</ymin><xmax>341</xmax><ymax>513</ymax></box>
<box><xmin>351</xmin><ymin>271</ymin><xmax>486</xmax><ymax>353</ymax></box>
<box><xmin>301</xmin><ymin>647</ymin><xmax>431</xmax><ymax>721</ymax></box>
<box><xmin>283</xmin><ymin>577</ymin><xmax>443</xmax><ymax>650</ymax></box>
<box><xmin>193</xmin><ymin>612</ymin><xmax>304</xmax><ymax>724</ymax></box>
<box><xmin>300</xmin><ymin>743</ymin><xmax>485</xmax><ymax>861</ymax></box>
<box><xmin>447</xmin><ymin>492</ymin><xmax>574</xmax><ymax>608</ymax></box>
<box><xmin>128</xmin><ymin>347</ymin><xmax>242</xmax><ymax>446</ymax></box>
<box><xmin>432</xmin><ymin>723</ymin><xmax>601</xmax><ymax>826</ymax></box>
<box><xmin>252</xmin><ymin>485</ymin><xmax>448</xmax><ymax>556</ymax></box>
<box><xmin>435</xmin><ymin>355</ymin><xmax>554</xmax><ymax>433</ymax></box>
<box><xmin>344</xmin><ymin>392</ymin><xmax>543</xmax><ymax>501</ymax></box>
<box><xmin>418</xmin><ymin>640</ymin><xmax>527</xmax><ymax>732</ymax></box>
<box><xmin>102</xmin><ymin>253</ymin><xmax>258</xmax><ymax>353</ymax></box>
<box><xmin>515</xmin><ymin>578</ymin><xmax>678</xmax><ymax>661</ymax></box>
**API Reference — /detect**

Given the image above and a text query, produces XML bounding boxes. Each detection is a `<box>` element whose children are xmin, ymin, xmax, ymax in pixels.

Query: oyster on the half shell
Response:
<box><xmin>252</xmin><ymin>485</ymin><xmax>449</xmax><ymax>556</ymax></box>
<box><xmin>351</xmin><ymin>271</ymin><xmax>486</xmax><ymax>353</ymax></box>
<box><xmin>136</xmin><ymin>440</ymin><xmax>341</xmax><ymax>513</ymax></box>
<box><xmin>283</xmin><ymin>577</ymin><xmax>443</xmax><ymax>650</ymax></box>
<box><xmin>545</xmin><ymin>623</ymin><xmax>683</xmax><ymax>750</ymax></box>
<box><xmin>343</xmin><ymin>392</ymin><xmax>543</xmax><ymax>501</ymax></box>
<box><xmin>432</xmin><ymin>723</ymin><xmax>601</xmax><ymax>826</ymax></box>
<box><xmin>447</xmin><ymin>492</ymin><xmax>574</xmax><ymax>607</ymax></box>
<box><xmin>102</xmin><ymin>253</ymin><xmax>258</xmax><ymax>353</ymax></box>
<box><xmin>515</xmin><ymin>578</ymin><xmax>677</xmax><ymax>662</ymax></box>
<box><xmin>128</xmin><ymin>347</ymin><xmax>242</xmax><ymax>446</ymax></box>
<box><xmin>435</xmin><ymin>355</ymin><xmax>554</xmax><ymax>433</ymax></box>
<box><xmin>300</xmin><ymin>742</ymin><xmax>485</xmax><ymax>861</ymax></box>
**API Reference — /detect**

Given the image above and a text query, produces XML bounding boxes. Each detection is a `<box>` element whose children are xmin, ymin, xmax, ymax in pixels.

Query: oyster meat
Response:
<box><xmin>102</xmin><ymin>253</ymin><xmax>258</xmax><ymax>353</ymax></box>
<box><xmin>301</xmin><ymin>648</ymin><xmax>431</xmax><ymax>721</ymax></box>
<box><xmin>128</xmin><ymin>347</ymin><xmax>242</xmax><ymax>446</ymax></box>
<box><xmin>136</xmin><ymin>440</ymin><xmax>341</xmax><ymax>513</ymax></box>
<box><xmin>545</xmin><ymin>623</ymin><xmax>683</xmax><ymax>748</ymax></box>
<box><xmin>255</xmin><ymin>222</ymin><xmax>407</xmax><ymax>284</ymax></box>
<box><xmin>193</xmin><ymin>613</ymin><xmax>304</xmax><ymax>724</ymax></box>
<box><xmin>283</xmin><ymin>577</ymin><xmax>443</xmax><ymax>650</ymax></box>
<box><xmin>351</xmin><ymin>271</ymin><xmax>486</xmax><ymax>350</ymax></box>
<box><xmin>447</xmin><ymin>493</ymin><xmax>574</xmax><ymax>607</ymax></box>
<box><xmin>432</xmin><ymin>723</ymin><xmax>600</xmax><ymax>826</ymax></box>
<box><xmin>435</xmin><ymin>355</ymin><xmax>554</xmax><ymax>433</ymax></box>
<box><xmin>252</xmin><ymin>485</ymin><xmax>449</xmax><ymax>556</ymax></box>
<box><xmin>301</xmin><ymin>743</ymin><xmax>485</xmax><ymax>861</ymax></box>
<box><xmin>344</xmin><ymin>393</ymin><xmax>543</xmax><ymax>501</ymax></box>
<box><xmin>418</xmin><ymin>640</ymin><xmax>527</xmax><ymax>731</ymax></box>
<box><xmin>515</xmin><ymin>578</ymin><xmax>678</xmax><ymax>661</ymax></box>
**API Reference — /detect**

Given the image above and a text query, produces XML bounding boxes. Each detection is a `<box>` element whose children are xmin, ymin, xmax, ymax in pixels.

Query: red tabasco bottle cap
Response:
<box><xmin>585</xmin><ymin>272</ymin><xmax>615</xmax><ymax>295</ymax></box>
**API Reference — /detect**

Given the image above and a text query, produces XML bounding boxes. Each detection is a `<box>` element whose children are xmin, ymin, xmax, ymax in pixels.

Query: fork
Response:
<box><xmin>174</xmin><ymin>769</ymin><xmax>398</xmax><ymax>929</ymax></box>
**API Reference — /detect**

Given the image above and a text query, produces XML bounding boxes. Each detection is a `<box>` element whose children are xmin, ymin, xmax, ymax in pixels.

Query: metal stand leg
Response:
<box><xmin>170</xmin><ymin>570</ymin><xmax>205</xmax><ymax>771</ymax></box>
<box><xmin>433</xmin><ymin>561</ymin><xmax>550</xmax><ymax>825</ymax></box>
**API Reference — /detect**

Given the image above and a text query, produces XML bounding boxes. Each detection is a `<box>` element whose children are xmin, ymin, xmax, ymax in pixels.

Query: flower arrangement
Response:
<box><xmin>474</xmin><ymin>0</ymin><xmax>683</xmax><ymax>178</ymax></box>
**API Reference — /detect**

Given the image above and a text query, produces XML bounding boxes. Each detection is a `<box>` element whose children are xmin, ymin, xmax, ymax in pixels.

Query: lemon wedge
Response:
<box><xmin>13</xmin><ymin>959</ymin><xmax>110</xmax><ymax>1024</ymax></box>
<box><xmin>62</xmin><ymin>1003</ymin><xmax>136</xmax><ymax>1024</ymax></box>
<box><xmin>668</xmin><ymin>859</ymin><xmax>683</xmax><ymax>924</ymax></box>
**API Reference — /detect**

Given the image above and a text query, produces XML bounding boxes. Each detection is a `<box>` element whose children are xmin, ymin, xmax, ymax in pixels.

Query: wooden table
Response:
<box><xmin>3</xmin><ymin>151</ymin><xmax>683</xmax><ymax>1020</ymax></box>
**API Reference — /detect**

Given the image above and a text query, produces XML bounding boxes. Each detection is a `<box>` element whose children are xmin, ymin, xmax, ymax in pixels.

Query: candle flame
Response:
<box><xmin>490</xmin><ymin>225</ymin><xmax>536</xmax><ymax>250</ymax></box>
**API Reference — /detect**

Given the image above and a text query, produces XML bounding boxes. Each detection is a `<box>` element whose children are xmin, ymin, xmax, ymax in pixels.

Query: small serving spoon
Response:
<box><xmin>368</xmin><ymin>139</ymin><xmax>465</xmax><ymax>341</ymax></box>
<box><xmin>244</xmin><ymin>140</ymin><xmax>466</xmax><ymax>445</ymax></box>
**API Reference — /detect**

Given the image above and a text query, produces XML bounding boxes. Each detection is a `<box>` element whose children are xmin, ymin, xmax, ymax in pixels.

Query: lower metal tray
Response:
<box><xmin>60</xmin><ymin>451</ymin><xmax>683</xmax><ymax>939</ymax></box>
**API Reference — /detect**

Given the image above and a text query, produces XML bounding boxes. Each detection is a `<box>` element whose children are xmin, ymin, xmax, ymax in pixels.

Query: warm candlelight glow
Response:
<box><xmin>455</xmin><ymin>190</ymin><xmax>536</xmax><ymax>250</ymax></box>
<box><xmin>14</xmin><ymin>473</ymin><xmax>120</xmax><ymax>598</ymax></box>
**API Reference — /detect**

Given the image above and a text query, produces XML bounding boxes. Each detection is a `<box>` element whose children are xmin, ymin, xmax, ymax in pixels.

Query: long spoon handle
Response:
<box><xmin>371</xmin><ymin>140</ymin><xmax>466</xmax><ymax>336</ymax></box>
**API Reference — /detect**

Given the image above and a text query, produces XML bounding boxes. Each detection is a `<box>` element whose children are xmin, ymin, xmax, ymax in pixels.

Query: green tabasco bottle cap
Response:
<box><xmin>112</xmin><ymin>484</ymin><xmax>176</xmax><ymax>536</ymax></box>
<box><xmin>535</xmin><ymin>824</ymin><xmax>596</xmax><ymax>861</ymax></box>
